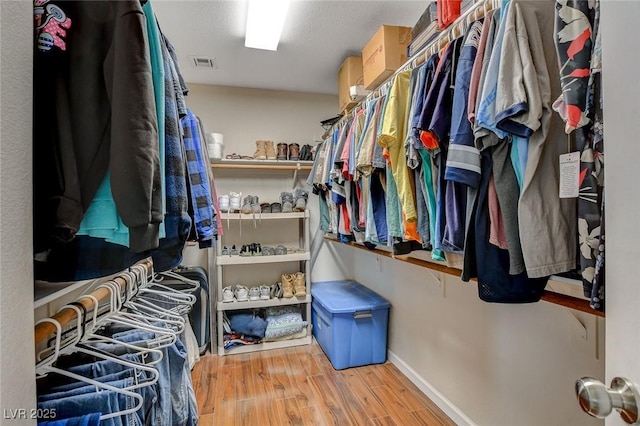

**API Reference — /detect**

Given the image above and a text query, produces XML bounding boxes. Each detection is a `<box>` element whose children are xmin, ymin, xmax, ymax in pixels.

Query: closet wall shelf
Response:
<box><xmin>211</xmin><ymin>158</ymin><xmax>313</xmax><ymax>171</ymax></box>
<box><xmin>323</xmin><ymin>236</ymin><xmax>605</xmax><ymax>318</ymax></box>
<box><xmin>220</xmin><ymin>211</ymin><xmax>309</xmax><ymax>220</ymax></box>
<box><xmin>220</xmin><ymin>334</ymin><xmax>313</xmax><ymax>356</ymax></box>
<box><xmin>217</xmin><ymin>252</ymin><xmax>310</xmax><ymax>265</ymax></box>
<box><xmin>217</xmin><ymin>295</ymin><xmax>311</xmax><ymax>311</ymax></box>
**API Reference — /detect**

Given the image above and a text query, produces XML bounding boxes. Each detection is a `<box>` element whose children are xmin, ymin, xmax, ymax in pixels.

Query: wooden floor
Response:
<box><xmin>191</xmin><ymin>342</ymin><xmax>456</xmax><ymax>426</ymax></box>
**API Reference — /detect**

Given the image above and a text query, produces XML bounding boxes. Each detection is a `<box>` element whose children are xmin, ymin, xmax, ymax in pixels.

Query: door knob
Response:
<box><xmin>576</xmin><ymin>377</ymin><xmax>640</xmax><ymax>424</ymax></box>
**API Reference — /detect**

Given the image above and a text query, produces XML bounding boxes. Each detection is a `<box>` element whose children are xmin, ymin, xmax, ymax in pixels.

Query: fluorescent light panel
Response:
<box><xmin>245</xmin><ymin>0</ymin><xmax>291</xmax><ymax>51</ymax></box>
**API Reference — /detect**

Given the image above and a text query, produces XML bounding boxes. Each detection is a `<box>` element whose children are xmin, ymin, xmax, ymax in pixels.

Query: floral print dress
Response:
<box><xmin>554</xmin><ymin>0</ymin><xmax>604</xmax><ymax>311</ymax></box>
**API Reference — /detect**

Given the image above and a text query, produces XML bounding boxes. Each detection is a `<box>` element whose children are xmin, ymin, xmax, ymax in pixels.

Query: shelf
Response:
<box><xmin>220</xmin><ymin>211</ymin><xmax>309</xmax><ymax>220</ymax></box>
<box><xmin>217</xmin><ymin>252</ymin><xmax>310</xmax><ymax>265</ymax></box>
<box><xmin>211</xmin><ymin>158</ymin><xmax>313</xmax><ymax>171</ymax></box>
<box><xmin>217</xmin><ymin>294</ymin><xmax>311</xmax><ymax>311</ymax></box>
<box><xmin>218</xmin><ymin>334</ymin><xmax>313</xmax><ymax>356</ymax></box>
<box><xmin>323</xmin><ymin>236</ymin><xmax>605</xmax><ymax>318</ymax></box>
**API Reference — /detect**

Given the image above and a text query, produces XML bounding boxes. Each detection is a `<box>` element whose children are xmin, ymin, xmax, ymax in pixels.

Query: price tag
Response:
<box><xmin>559</xmin><ymin>152</ymin><xmax>580</xmax><ymax>198</ymax></box>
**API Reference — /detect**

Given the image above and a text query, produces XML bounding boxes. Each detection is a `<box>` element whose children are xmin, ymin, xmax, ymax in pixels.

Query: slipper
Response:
<box><xmin>225</xmin><ymin>153</ymin><xmax>241</xmax><ymax>159</ymax></box>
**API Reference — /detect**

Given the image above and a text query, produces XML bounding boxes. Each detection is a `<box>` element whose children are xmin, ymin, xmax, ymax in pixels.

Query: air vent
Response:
<box><xmin>190</xmin><ymin>56</ymin><xmax>217</xmax><ymax>69</ymax></box>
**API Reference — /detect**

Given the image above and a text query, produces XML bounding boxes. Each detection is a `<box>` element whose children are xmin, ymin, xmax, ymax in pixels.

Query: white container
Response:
<box><xmin>206</xmin><ymin>133</ymin><xmax>224</xmax><ymax>160</ymax></box>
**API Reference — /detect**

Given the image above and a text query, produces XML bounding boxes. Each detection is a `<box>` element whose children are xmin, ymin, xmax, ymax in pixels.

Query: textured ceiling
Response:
<box><xmin>153</xmin><ymin>1</ymin><xmax>427</xmax><ymax>95</ymax></box>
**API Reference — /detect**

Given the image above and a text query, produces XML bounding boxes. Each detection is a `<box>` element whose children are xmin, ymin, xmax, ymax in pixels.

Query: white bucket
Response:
<box><xmin>206</xmin><ymin>133</ymin><xmax>224</xmax><ymax>160</ymax></box>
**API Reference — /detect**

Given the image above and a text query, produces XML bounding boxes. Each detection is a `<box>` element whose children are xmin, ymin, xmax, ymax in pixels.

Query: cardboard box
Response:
<box><xmin>338</xmin><ymin>56</ymin><xmax>364</xmax><ymax>113</ymax></box>
<box><xmin>362</xmin><ymin>25</ymin><xmax>412</xmax><ymax>90</ymax></box>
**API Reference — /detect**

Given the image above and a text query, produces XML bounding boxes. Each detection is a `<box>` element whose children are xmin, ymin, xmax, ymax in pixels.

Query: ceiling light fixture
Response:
<box><xmin>245</xmin><ymin>0</ymin><xmax>291</xmax><ymax>51</ymax></box>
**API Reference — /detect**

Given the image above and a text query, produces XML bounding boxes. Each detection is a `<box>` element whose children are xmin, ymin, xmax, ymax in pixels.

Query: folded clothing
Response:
<box><xmin>228</xmin><ymin>311</ymin><xmax>268</xmax><ymax>338</ymax></box>
<box><xmin>264</xmin><ymin>306</ymin><xmax>305</xmax><ymax>340</ymax></box>
<box><xmin>263</xmin><ymin>325</ymin><xmax>308</xmax><ymax>342</ymax></box>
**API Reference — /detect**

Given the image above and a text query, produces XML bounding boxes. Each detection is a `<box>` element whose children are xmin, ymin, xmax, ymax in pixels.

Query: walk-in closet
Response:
<box><xmin>1</xmin><ymin>1</ymin><xmax>640</xmax><ymax>425</ymax></box>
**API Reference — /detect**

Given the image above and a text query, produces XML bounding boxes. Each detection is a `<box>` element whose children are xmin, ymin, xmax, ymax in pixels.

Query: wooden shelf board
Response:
<box><xmin>323</xmin><ymin>236</ymin><xmax>604</xmax><ymax>318</ymax></box>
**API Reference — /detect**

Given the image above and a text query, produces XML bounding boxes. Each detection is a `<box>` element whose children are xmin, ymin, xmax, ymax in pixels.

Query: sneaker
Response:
<box><xmin>250</xmin><ymin>195</ymin><xmax>261</xmax><ymax>214</ymax></box>
<box><xmin>218</xmin><ymin>195</ymin><xmax>230</xmax><ymax>212</ymax></box>
<box><xmin>274</xmin><ymin>245</ymin><xmax>287</xmax><ymax>255</ymax></box>
<box><xmin>271</xmin><ymin>282</ymin><xmax>283</xmax><ymax>298</ymax></box>
<box><xmin>259</xmin><ymin>285</ymin><xmax>271</xmax><ymax>300</ymax></box>
<box><xmin>229</xmin><ymin>192</ymin><xmax>242</xmax><ymax>211</ymax></box>
<box><xmin>241</xmin><ymin>195</ymin><xmax>253</xmax><ymax>214</ymax></box>
<box><xmin>261</xmin><ymin>246</ymin><xmax>274</xmax><ymax>256</ymax></box>
<box><xmin>234</xmin><ymin>285</ymin><xmax>249</xmax><ymax>302</ymax></box>
<box><xmin>240</xmin><ymin>244</ymin><xmax>252</xmax><ymax>257</ymax></box>
<box><xmin>294</xmin><ymin>189</ymin><xmax>308</xmax><ymax>212</ymax></box>
<box><xmin>253</xmin><ymin>140</ymin><xmax>267</xmax><ymax>160</ymax></box>
<box><xmin>281</xmin><ymin>192</ymin><xmax>294</xmax><ymax>213</ymax></box>
<box><xmin>221</xmin><ymin>245</ymin><xmax>230</xmax><ymax>256</ymax></box>
<box><xmin>294</xmin><ymin>272</ymin><xmax>306</xmax><ymax>297</ymax></box>
<box><xmin>270</xmin><ymin>202</ymin><xmax>282</xmax><ymax>213</ymax></box>
<box><xmin>248</xmin><ymin>287</ymin><xmax>260</xmax><ymax>301</ymax></box>
<box><xmin>264</xmin><ymin>140</ymin><xmax>276</xmax><ymax>160</ymax></box>
<box><xmin>222</xmin><ymin>286</ymin><xmax>235</xmax><ymax>303</ymax></box>
<box><xmin>229</xmin><ymin>244</ymin><xmax>239</xmax><ymax>256</ymax></box>
<box><xmin>260</xmin><ymin>203</ymin><xmax>272</xmax><ymax>213</ymax></box>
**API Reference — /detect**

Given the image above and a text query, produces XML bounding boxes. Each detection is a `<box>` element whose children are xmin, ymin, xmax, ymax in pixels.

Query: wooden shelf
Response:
<box><xmin>217</xmin><ymin>252</ymin><xmax>310</xmax><ymax>265</ymax></box>
<box><xmin>324</xmin><ymin>236</ymin><xmax>605</xmax><ymax>318</ymax></box>
<box><xmin>220</xmin><ymin>211</ymin><xmax>309</xmax><ymax>220</ymax></box>
<box><xmin>218</xmin><ymin>333</ymin><xmax>313</xmax><ymax>356</ymax></box>
<box><xmin>211</xmin><ymin>158</ymin><xmax>313</xmax><ymax>171</ymax></box>
<box><xmin>217</xmin><ymin>294</ymin><xmax>311</xmax><ymax>311</ymax></box>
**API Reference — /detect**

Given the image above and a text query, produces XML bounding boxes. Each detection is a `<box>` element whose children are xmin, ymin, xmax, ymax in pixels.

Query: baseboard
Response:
<box><xmin>387</xmin><ymin>350</ymin><xmax>477</xmax><ymax>426</ymax></box>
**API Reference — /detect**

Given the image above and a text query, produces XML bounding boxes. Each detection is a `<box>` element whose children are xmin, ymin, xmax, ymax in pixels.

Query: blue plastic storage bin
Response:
<box><xmin>311</xmin><ymin>280</ymin><xmax>390</xmax><ymax>370</ymax></box>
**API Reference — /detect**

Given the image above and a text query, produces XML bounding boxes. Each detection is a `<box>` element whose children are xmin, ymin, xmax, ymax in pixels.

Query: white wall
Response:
<box><xmin>180</xmin><ymin>84</ymin><xmax>349</xmax><ymax>285</ymax></box>
<box><xmin>348</xmin><ymin>248</ymin><xmax>605</xmax><ymax>426</ymax></box>
<box><xmin>0</xmin><ymin>1</ymin><xmax>37</xmax><ymax>423</ymax></box>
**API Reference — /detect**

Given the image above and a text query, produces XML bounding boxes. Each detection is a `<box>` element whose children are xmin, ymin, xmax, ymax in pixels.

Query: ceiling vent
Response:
<box><xmin>190</xmin><ymin>56</ymin><xmax>217</xmax><ymax>69</ymax></box>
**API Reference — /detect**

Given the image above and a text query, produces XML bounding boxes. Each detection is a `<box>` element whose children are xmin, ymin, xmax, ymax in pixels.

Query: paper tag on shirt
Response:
<box><xmin>559</xmin><ymin>152</ymin><xmax>580</xmax><ymax>198</ymax></box>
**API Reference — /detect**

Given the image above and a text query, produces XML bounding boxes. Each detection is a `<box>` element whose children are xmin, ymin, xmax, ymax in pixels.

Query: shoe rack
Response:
<box><xmin>214</xmin><ymin>210</ymin><xmax>313</xmax><ymax>356</ymax></box>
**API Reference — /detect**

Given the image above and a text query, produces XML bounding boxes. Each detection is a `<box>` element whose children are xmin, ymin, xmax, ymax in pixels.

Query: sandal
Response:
<box><xmin>225</xmin><ymin>153</ymin><xmax>241</xmax><ymax>159</ymax></box>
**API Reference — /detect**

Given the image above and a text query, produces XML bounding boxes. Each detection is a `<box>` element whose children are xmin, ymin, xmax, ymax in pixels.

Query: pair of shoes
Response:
<box><xmin>271</xmin><ymin>202</ymin><xmax>282</xmax><ymax>213</ymax></box>
<box><xmin>240</xmin><ymin>243</ymin><xmax>262</xmax><ymax>256</ymax></box>
<box><xmin>260</xmin><ymin>203</ymin><xmax>272</xmax><ymax>213</ymax></box>
<box><xmin>232</xmin><ymin>192</ymin><xmax>242</xmax><ymax>211</ymax></box>
<box><xmin>276</xmin><ymin>143</ymin><xmax>301</xmax><ymax>161</ymax></box>
<box><xmin>281</xmin><ymin>192</ymin><xmax>294</xmax><ymax>213</ymax></box>
<box><xmin>274</xmin><ymin>245</ymin><xmax>287</xmax><ymax>255</ymax></box>
<box><xmin>298</xmin><ymin>144</ymin><xmax>313</xmax><ymax>161</ymax></box>
<box><xmin>261</xmin><ymin>246</ymin><xmax>275</xmax><ymax>256</ymax></box>
<box><xmin>222</xmin><ymin>244</ymin><xmax>239</xmax><ymax>256</ymax></box>
<box><xmin>219</xmin><ymin>195</ymin><xmax>230</xmax><ymax>212</ymax></box>
<box><xmin>294</xmin><ymin>189</ymin><xmax>308</xmax><ymax>212</ymax></box>
<box><xmin>254</xmin><ymin>140</ymin><xmax>277</xmax><ymax>160</ymax></box>
<box><xmin>241</xmin><ymin>195</ymin><xmax>261</xmax><ymax>214</ymax></box>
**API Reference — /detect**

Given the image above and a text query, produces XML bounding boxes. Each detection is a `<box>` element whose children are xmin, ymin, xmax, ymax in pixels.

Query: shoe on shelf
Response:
<box><xmin>222</xmin><ymin>286</ymin><xmax>235</xmax><ymax>303</ymax></box>
<box><xmin>281</xmin><ymin>192</ymin><xmax>294</xmax><ymax>213</ymax></box>
<box><xmin>276</xmin><ymin>143</ymin><xmax>288</xmax><ymax>160</ymax></box>
<box><xmin>274</xmin><ymin>245</ymin><xmax>287</xmax><ymax>255</ymax></box>
<box><xmin>261</xmin><ymin>246</ymin><xmax>275</xmax><ymax>256</ymax></box>
<box><xmin>299</xmin><ymin>144</ymin><xmax>313</xmax><ymax>161</ymax></box>
<box><xmin>259</xmin><ymin>285</ymin><xmax>271</xmax><ymax>300</ymax></box>
<box><xmin>250</xmin><ymin>243</ymin><xmax>262</xmax><ymax>255</ymax></box>
<box><xmin>241</xmin><ymin>195</ymin><xmax>254</xmax><ymax>214</ymax></box>
<box><xmin>254</xmin><ymin>140</ymin><xmax>267</xmax><ymax>160</ymax></box>
<box><xmin>271</xmin><ymin>282</ymin><xmax>283</xmax><ymax>299</ymax></box>
<box><xmin>294</xmin><ymin>272</ymin><xmax>306</xmax><ymax>297</ymax></box>
<box><xmin>270</xmin><ymin>202</ymin><xmax>282</xmax><ymax>213</ymax></box>
<box><xmin>281</xmin><ymin>274</ymin><xmax>294</xmax><ymax>298</ymax></box>
<box><xmin>294</xmin><ymin>189</ymin><xmax>308</xmax><ymax>212</ymax></box>
<box><xmin>229</xmin><ymin>192</ymin><xmax>242</xmax><ymax>211</ymax></box>
<box><xmin>264</xmin><ymin>140</ymin><xmax>277</xmax><ymax>160</ymax></box>
<box><xmin>288</xmin><ymin>143</ymin><xmax>300</xmax><ymax>161</ymax></box>
<box><xmin>221</xmin><ymin>245</ymin><xmax>230</xmax><ymax>256</ymax></box>
<box><xmin>260</xmin><ymin>202</ymin><xmax>272</xmax><ymax>213</ymax></box>
<box><xmin>218</xmin><ymin>194</ymin><xmax>230</xmax><ymax>212</ymax></box>
<box><xmin>229</xmin><ymin>244</ymin><xmax>239</xmax><ymax>256</ymax></box>
<box><xmin>240</xmin><ymin>245</ymin><xmax>252</xmax><ymax>257</ymax></box>
<box><xmin>248</xmin><ymin>287</ymin><xmax>261</xmax><ymax>301</ymax></box>
<box><xmin>251</xmin><ymin>195</ymin><xmax>261</xmax><ymax>214</ymax></box>
<box><xmin>235</xmin><ymin>285</ymin><xmax>249</xmax><ymax>302</ymax></box>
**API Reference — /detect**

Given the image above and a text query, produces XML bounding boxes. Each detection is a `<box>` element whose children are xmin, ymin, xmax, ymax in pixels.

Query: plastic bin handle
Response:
<box><xmin>353</xmin><ymin>311</ymin><xmax>372</xmax><ymax>319</ymax></box>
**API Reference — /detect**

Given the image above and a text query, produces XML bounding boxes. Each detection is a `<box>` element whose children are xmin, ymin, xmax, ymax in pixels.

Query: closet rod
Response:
<box><xmin>337</xmin><ymin>0</ymin><xmax>490</xmax><ymax>128</ymax></box>
<box><xmin>323</xmin><ymin>236</ymin><xmax>605</xmax><ymax>318</ymax></box>
<box><xmin>34</xmin><ymin>259</ymin><xmax>154</xmax><ymax>346</ymax></box>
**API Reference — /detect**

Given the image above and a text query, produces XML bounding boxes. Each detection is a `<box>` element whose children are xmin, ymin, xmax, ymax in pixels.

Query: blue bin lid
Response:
<box><xmin>311</xmin><ymin>280</ymin><xmax>390</xmax><ymax>314</ymax></box>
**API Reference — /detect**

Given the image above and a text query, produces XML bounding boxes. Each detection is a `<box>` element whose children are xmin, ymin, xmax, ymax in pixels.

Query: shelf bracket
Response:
<box><xmin>292</xmin><ymin>162</ymin><xmax>300</xmax><ymax>188</ymax></box>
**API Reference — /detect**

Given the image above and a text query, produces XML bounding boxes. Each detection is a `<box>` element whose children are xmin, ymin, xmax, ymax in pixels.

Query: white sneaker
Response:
<box><xmin>234</xmin><ymin>285</ymin><xmax>249</xmax><ymax>302</ymax></box>
<box><xmin>218</xmin><ymin>194</ymin><xmax>230</xmax><ymax>212</ymax></box>
<box><xmin>222</xmin><ymin>286</ymin><xmax>234</xmax><ymax>302</ymax></box>
<box><xmin>229</xmin><ymin>192</ymin><xmax>242</xmax><ymax>211</ymax></box>
<box><xmin>248</xmin><ymin>287</ymin><xmax>260</xmax><ymax>301</ymax></box>
<box><xmin>259</xmin><ymin>285</ymin><xmax>271</xmax><ymax>300</ymax></box>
